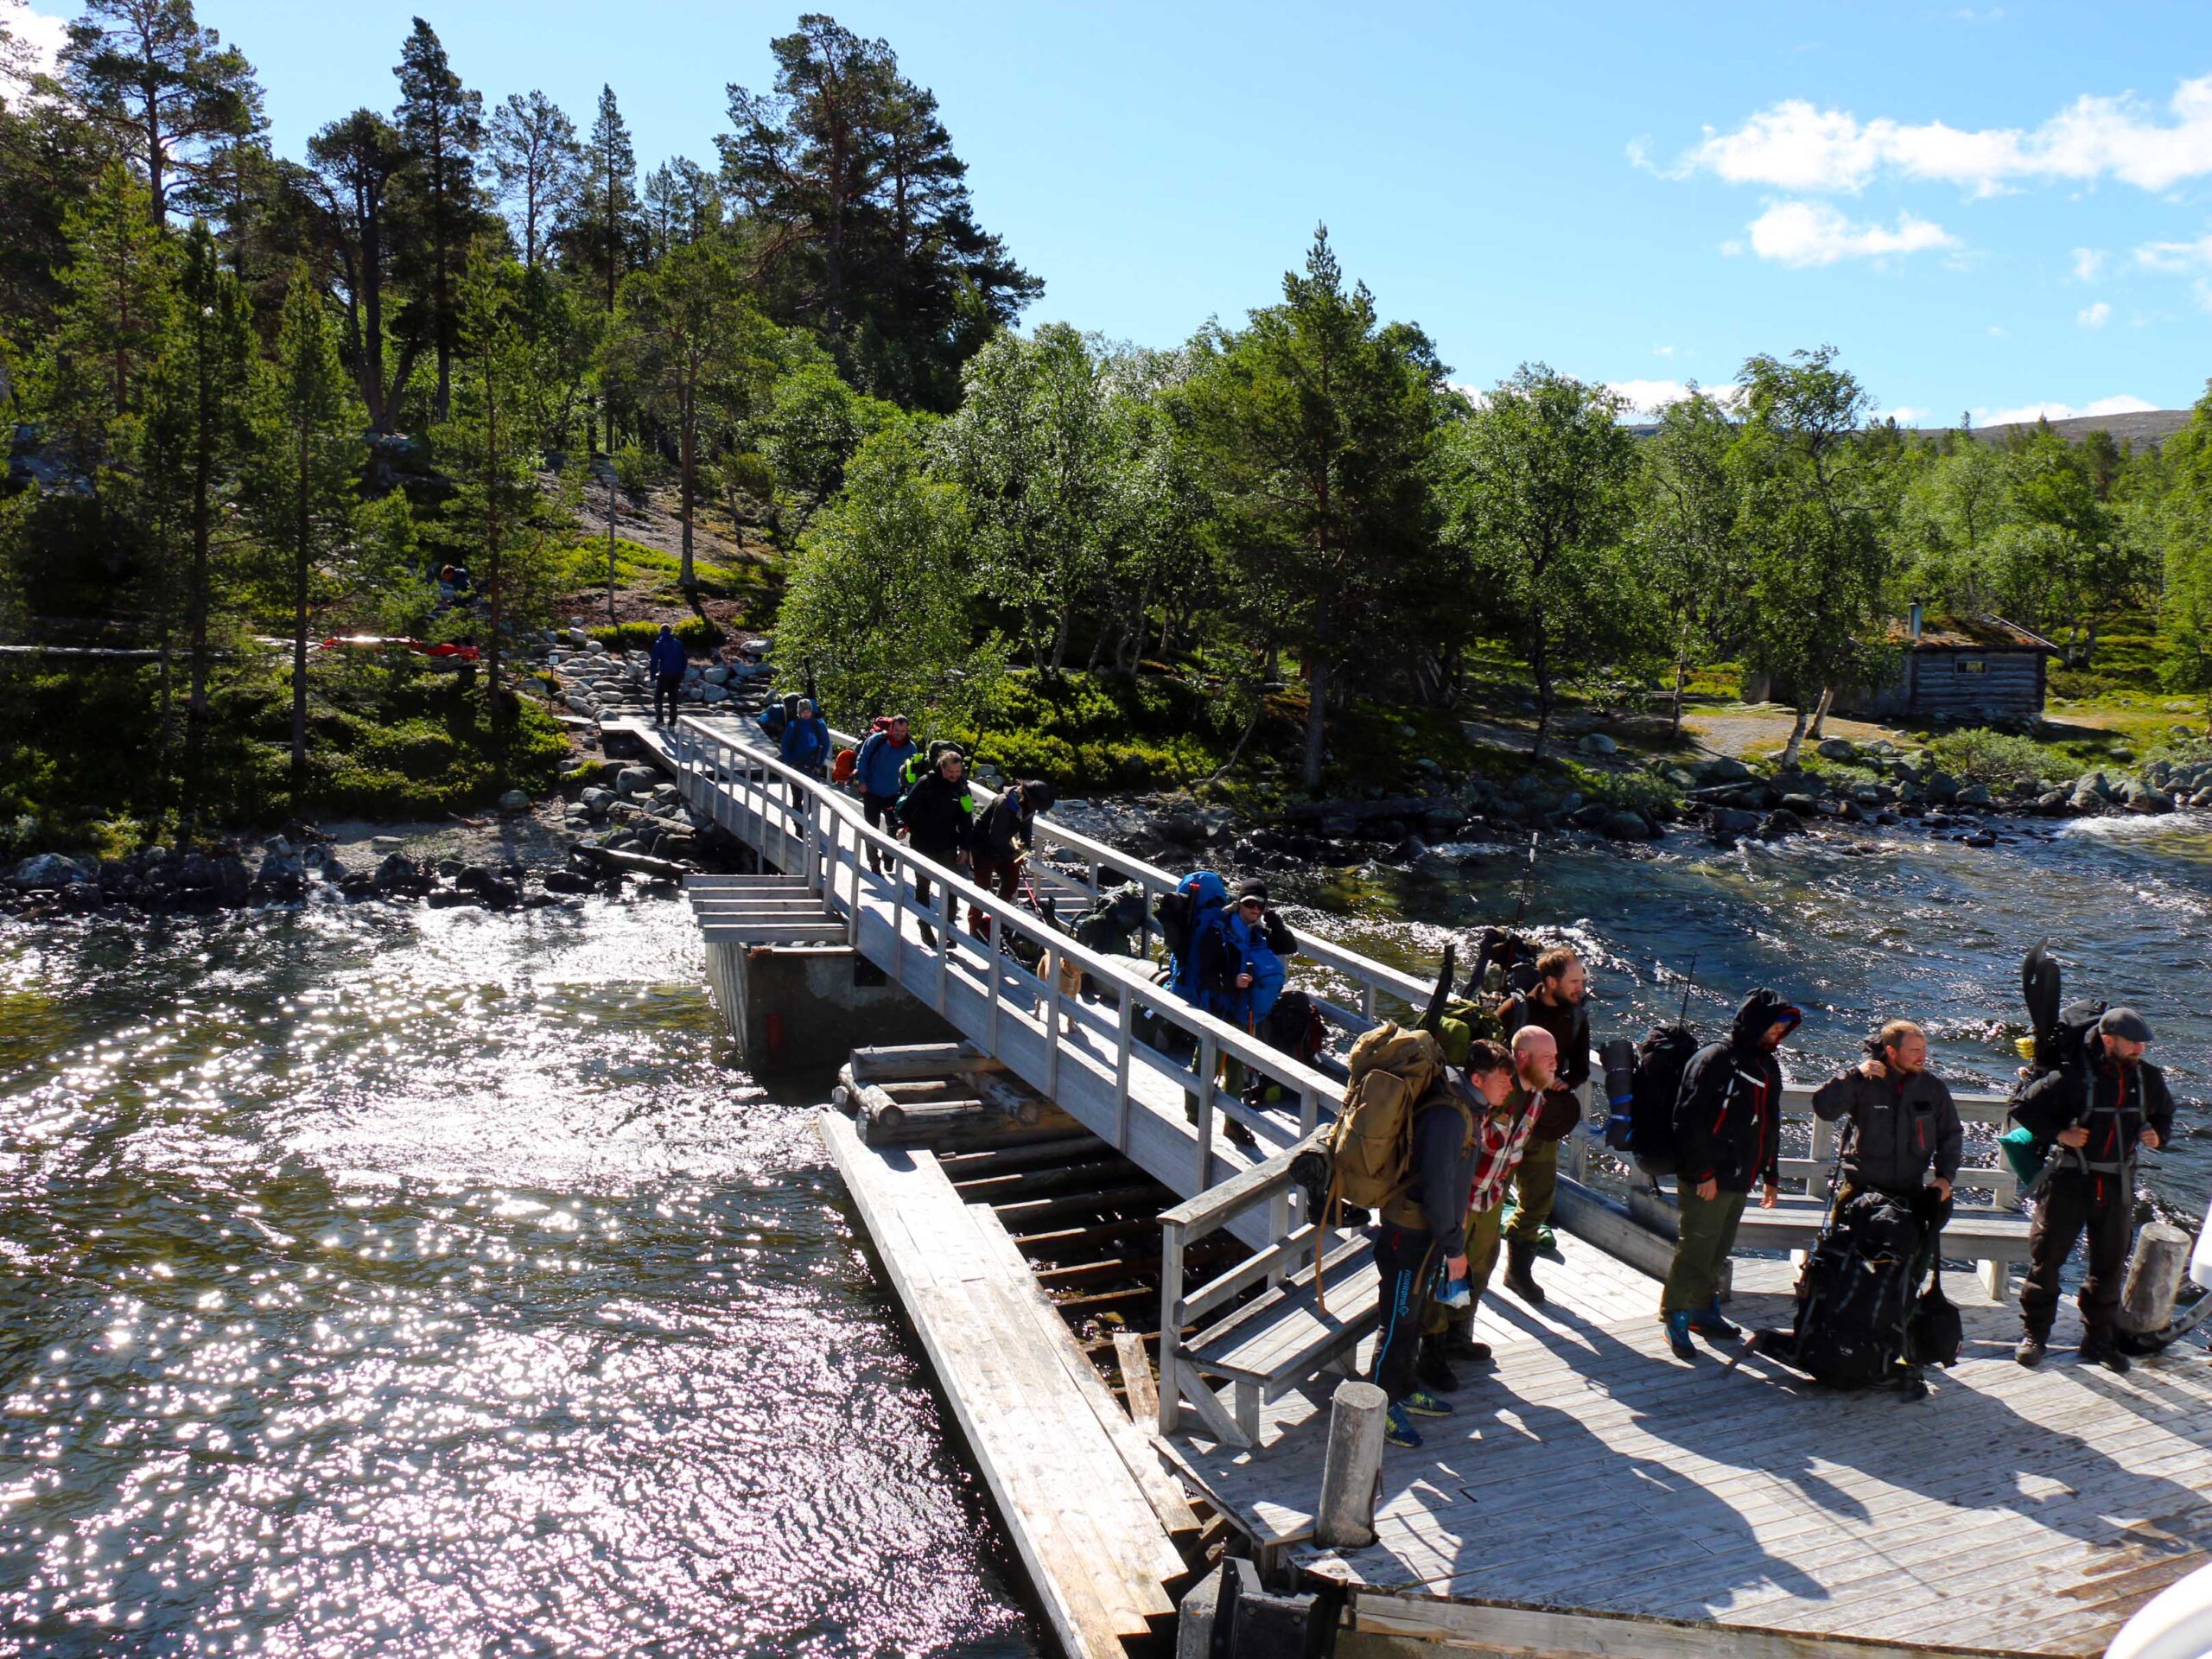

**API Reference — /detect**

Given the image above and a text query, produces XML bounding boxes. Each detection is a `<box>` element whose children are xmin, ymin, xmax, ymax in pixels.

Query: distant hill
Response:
<box><xmin>1961</xmin><ymin>409</ymin><xmax>2193</xmax><ymax>448</ymax></box>
<box><xmin>1620</xmin><ymin>408</ymin><xmax>2195</xmax><ymax>448</ymax></box>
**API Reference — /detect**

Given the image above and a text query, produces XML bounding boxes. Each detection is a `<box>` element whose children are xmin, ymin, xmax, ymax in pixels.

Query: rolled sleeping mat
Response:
<box><xmin>1600</xmin><ymin>1038</ymin><xmax>1637</xmax><ymax>1152</ymax></box>
<box><xmin>2193</xmin><ymin>1192</ymin><xmax>2212</xmax><ymax>1293</ymax></box>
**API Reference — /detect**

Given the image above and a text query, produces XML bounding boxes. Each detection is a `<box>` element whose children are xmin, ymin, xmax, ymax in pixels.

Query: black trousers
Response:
<box><xmin>861</xmin><ymin>791</ymin><xmax>899</xmax><ymax>870</ymax></box>
<box><xmin>652</xmin><ymin>672</ymin><xmax>683</xmax><ymax>723</ymax></box>
<box><xmin>1368</xmin><ymin>1223</ymin><xmax>1436</xmax><ymax>1403</ymax></box>
<box><xmin>2021</xmin><ymin>1171</ymin><xmax>2133</xmax><ymax>1339</ymax></box>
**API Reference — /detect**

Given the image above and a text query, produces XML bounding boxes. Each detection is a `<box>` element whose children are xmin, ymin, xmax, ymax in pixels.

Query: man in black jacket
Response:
<box><xmin>1492</xmin><ymin>947</ymin><xmax>1592</xmax><ymax>1305</ymax></box>
<box><xmin>969</xmin><ymin>779</ymin><xmax>1057</xmax><ymax>936</ymax></box>
<box><xmin>894</xmin><ymin>747</ymin><xmax>973</xmax><ymax>949</ymax></box>
<box><xmin>1660</xmin><ymin>988</ymin><xmax>1798</xmax><ymax>1360</ymax></box>
<box><xmin>1810</xmin><ymin>1020</ymin><xmax>1963</xmax><ymax>1203</ymax></box>
<box><xmin>2010</xmin><ymin>1007</ymin><xmax>2173</xmax><ymax>1373</ymax></box>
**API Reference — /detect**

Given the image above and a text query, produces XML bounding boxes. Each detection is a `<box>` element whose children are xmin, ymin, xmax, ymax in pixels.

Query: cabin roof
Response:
<box><xmin>1886</xmin><ymin>613</ymin><xmax>2059</xmax><ymax>652</ymax></box>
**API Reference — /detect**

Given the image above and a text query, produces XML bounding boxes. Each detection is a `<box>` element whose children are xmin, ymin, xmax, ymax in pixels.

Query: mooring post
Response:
<box><xmin>1314</xmin><ymin>1378</ymin><xmax>1388</xmax><ymax>1550</ymax></box>
<box><xmin>2120</xmin><ymin>1222</ymin><xmax>2193</xmax><ymax>1338</ymax></box>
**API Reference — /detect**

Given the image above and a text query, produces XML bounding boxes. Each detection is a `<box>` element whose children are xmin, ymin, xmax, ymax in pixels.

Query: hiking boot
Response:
<box><xmin>1686</xmin><ymin>1302</ymin><xmax>1742</xmax><ymax>1342</ymax></box>
<box><xmin>2015</xmin><ymin>1333</ymin><xmax>2048</xmax><ymax>1368</ymax></box>
<box><xmin>1502</xmin><ymin>1240</ymin><xmax>1546</xmax><ymax>1306</ymax></box>
<box><xmin>2080</xmin><ymin>1332</ymin><xmax>2131</xmax><ymax>1375</ymax></box>
<box><xmin>1383</xmin><ymin>1403</ymin><xmax>1423</xmax><ymax>1449</ymax></box>
<box><xmin>1400</xmin><ymin>1387</ymin><xmax>1452</xmax><ymax>1419</ymax></box>
<box><xmin>1224</xmin><ymin>1116</ymin><xmax>1258</xmax><ymax>1149</ymax></box>
<box><xmin>1436</xmin><ymin>1326</ymin><xmax>1492</xmax><ymax>1363</ymax></box>
<box><xmin>1664</xmin><ymin>1311</ymin><xmax>1697</xmax><ymax>1361</ymax></box>
<box><xmin>1415</xmin><ymin>1337</ymin><xmax>1459</xmax><ymax>1395</ymax></box>
<box><xmin>1535</xmin><ymin>1224</ymin><xmax>1559</xmax><ymax>1256</ymax></box>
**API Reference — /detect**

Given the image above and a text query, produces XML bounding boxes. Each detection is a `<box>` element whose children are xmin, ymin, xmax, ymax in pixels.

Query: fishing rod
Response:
<box><xmin>1676</xmin><ymin>952</ymin><xmax>1699</xmax><ymax>1025</ymax></box>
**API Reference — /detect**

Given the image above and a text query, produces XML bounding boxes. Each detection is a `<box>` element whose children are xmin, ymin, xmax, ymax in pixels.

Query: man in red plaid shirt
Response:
<box><xmin>1416</xmin><ymin>1027</ymin><xmax>1559</xmax><ymax>1394</ymax></box>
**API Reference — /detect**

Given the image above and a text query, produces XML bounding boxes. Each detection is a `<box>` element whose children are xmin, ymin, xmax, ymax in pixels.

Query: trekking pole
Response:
<box><xmin>1510</xmin><ymin>831</ymin><xmax>1539</xmax><ymax>927</ymax></box>
<box><xmin>1676</xmin><ymin>953</ymin><xmax>1698</xmax><ymax>1025</ymax></box>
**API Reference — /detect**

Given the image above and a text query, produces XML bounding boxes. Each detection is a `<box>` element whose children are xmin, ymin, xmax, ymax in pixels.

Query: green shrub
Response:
<box><xmin>1925</xmin><ymin>727</ymin><xmax>2068</xmax><ymax>788</ymax></box>
<box><xmin>587</xmin><ymin>617</ymin><xmax>721</xmax><ymax>654</ymax></box>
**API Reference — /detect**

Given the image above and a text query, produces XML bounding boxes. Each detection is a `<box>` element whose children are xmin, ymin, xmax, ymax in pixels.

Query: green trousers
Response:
<box><xmin>1422</xmin><ymin>1202</ymin><xmax>1505</xmax><ymax>1337</ymax></box>
<box><xmin>1661</xmin><ymin>1187</ymin><xmax>1748</xmax><ymax>1315</ymax></box>
<box><xmin>1503</xmin><ymin>1137</ymin><xmax>1559</xmax><ymax>1244</ymax></box>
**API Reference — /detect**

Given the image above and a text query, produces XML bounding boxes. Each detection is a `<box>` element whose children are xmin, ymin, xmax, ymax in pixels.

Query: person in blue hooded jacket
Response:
<box><xmin>853</xmin><ymin>715</ymin><xmax>918</xmax><ymax>873</ymax></box>
<box><xmin>1196</xmin><ymin>880</ymin><xmax>1290</xmax><ymax>1030</ymax></box>
<box><xmin>779</xmin><ymin>697</ymin><xmax>831</xmax><ymax>794</ymax></box>
<box><xmin>1165</xmin><ymin>871</ymin><xmax>1230</xmax><ymax>1005</ymax></box>
<box><xmin>647</xmin><ymin>625</ymin><xmax>689</xmax><ymax>725</ymax></box>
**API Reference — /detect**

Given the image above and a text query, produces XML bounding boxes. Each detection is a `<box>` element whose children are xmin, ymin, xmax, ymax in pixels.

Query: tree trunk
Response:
<box><xmin>606</xmin><ymin>472</ymin><xmax>618</xmax><ymax>624</ymax></box>
<box><xmin>485</xmin><ymin>355</ymin><xmax>505</xmax><ymax>728</ymax></box>
<box><xmin>1529</xmin><ymin>639</ymin><xmax>1554</xmax><ymax>762</ymax></box>
<box><xmin>290</xmin><ymin>436</ymin><xmax>309</xmax><ymax>779</ymax></box>
<box><xmin>1777</xmin><ymin>703</ymin><xmax>1810</xmax><ymax>769</ymax></box>
<box><xmin>1048</xmin><ymin>603</ymin><xmax>1073</xmax><ymax>677</ymax></box>
<box><xmin>677</xmin><ymin>388</ymin><xmax>696</xmax><ymax>590</ymax></box>
<box><xmin>1669</xmin><ymin>652</ymin><xmax>1688</xmax><ymax>739</ymax></box>
<box><xmin>1805</xmin><ymin>685</ymin><xmax>1835</xmax><ymax>742</ymax></box>
<box><xmin>1300</xmin><ymin>656</ymin><xmax>1332</xmax><ymax>792</ymax></box>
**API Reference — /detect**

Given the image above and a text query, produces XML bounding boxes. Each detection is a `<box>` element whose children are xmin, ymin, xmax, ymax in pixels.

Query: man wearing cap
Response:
<box><xmin>2009</xmin><ymin>1006</ymin><xmax>2173</xmax><ymax>1373</ymax></box>
<box><xmin>1659</xmin><ymin>988</ymin><xmax>1798</xmax><ymax>1361</ymax></box>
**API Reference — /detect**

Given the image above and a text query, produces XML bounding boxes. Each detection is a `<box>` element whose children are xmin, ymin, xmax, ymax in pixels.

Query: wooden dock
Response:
<box><xmin>820</xmin><ymin>1107</ymin><xmax>1198</xmax><ymax>1659</ymax></box>
<box><xmin>1166</xmin><ymin>1246</ymin><xmax>2212</xmax><ymax>1658</ymax></box>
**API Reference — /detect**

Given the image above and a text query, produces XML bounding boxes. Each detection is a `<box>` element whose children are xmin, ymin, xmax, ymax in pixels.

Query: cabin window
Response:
<box><xmin>1955</xmin><ymin>658</ymin><xmax>1986</xmax><ymax>675</ymax></box>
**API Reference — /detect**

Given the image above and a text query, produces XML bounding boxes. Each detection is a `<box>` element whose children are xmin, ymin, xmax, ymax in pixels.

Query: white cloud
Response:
<box><xmin>1987</xmin><ymin>324</ymin><xmax>2005</xmax><ymax>336</ymax></box>
<box><xmin>1890</xmin><ymin>405</ymin><xmax>1932</xmax><ymax>425</ymax></box>
<box><xmin>1608</xmin><ymin>378</ymin><xmax>1694</xmax><ymax>417</ymax></box>
<box><xmin>2136</xmin><ymin>232</ymin><xmax>2212</xmax><ymax>270</ymax></box>
<box><xmin>1671</xmin><ymin>75</ymin><xmax>2212</xmax><ymax>195</ymax></box>
<box><xmin>1973</xmin><ymin>394</ymin><xmax>2158</xmax><ymax>426</ymax></box>
<box><xmin>1652</xmin><ymin>344</ymin><xmax>1676</xmax><ymax>358</ymax></box>
<box><xmin>2076</xmin><ymin>300</ymin><xmax>2112</xmax><ymax>328</ymax></box>
<box><xmin>2071</xmin><ymin>247</ymin><xmax>2107</xmax><ymax>282</ymax></box>
<box><xmin>1738</xmin><ymin>200</ymin><xmax>1959</xmax><ymax>266</ymax></box>
<box><xmin>3</xmin><ymin>5</ymin><xmax>66</xmax><ymax>90</ymax></box>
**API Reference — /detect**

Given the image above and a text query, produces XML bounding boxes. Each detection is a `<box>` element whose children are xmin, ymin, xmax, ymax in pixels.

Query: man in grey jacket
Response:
<box><xmin>1809</xmin><ymin>1020</ymin><xmax>1963</xmax><ymax>1205</ymax></box>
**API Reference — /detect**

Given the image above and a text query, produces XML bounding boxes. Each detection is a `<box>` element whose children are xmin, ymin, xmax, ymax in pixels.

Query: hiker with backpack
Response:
<box><xmin>1810</xmin><ymin>1019</ymin><xmax>1962</xmax><ymax>1266</ymax></box>
<box><xmin>895</xmin><ymin>746</ymin><xmax>974</xmax><ymax>949</ymax></box>
<box><xmin>648</xmin><ymin>625</ymin><xmax>689</xmax><ymax>726</ymax></box>
<box><xmin>1416</xmin><ymin>1032</ymin><xmax>1551</xmax><ymax>1395</ymax></box>
<box><xmin>1350</xmin><ymin>1027</ymin><xmax>1480</xmax><ymax>1450</ymax></box>
<box><xmin>1660</xmin><ymin>988</ymin><xmax>1799</xmax><ymax>1360</ymax></box>
<box><xmin>1196</xmin><ymin>881</ymin><xmax>1293</xmax><ymax>1030</ymax></box>
<box><xmin>1491</xmin><ymin>947</ymin><xmax>1592</xmax><ymax>1307</ymax></box>
<box><xmin>969</xmin><ymin>779</ymin><xmax>1058</xmax><ymax>937</ymax></box>
<box><xmin>2010</xmin><ymin>1007</ymin><xmax>2172</xmax><ymax>1373</ymax></box>
<box><xmin>853</xmin><ymin>715</ymin><xmax>919</xmax><ymax>874</ymax></box>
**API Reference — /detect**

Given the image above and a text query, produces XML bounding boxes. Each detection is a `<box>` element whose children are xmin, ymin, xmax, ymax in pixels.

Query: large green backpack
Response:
<box><xmin>1325</xmin><ymin>1022</ymin><xmax>1446</xmax><ymax>1211</ymax></box>
<box><xmin>1431</xmin><ymin>996</ymin><xmax>1507</xmax><ymax>1069</ymax></box>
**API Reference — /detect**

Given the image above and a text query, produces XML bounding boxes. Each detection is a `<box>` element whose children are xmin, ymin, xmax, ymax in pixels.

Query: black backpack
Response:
<box><xmin>1260</xmin><ymin>989</ymin><xmax>1327</xmax><ymax>1065</ymax></box>
<box><xmin>1619</xmin><ymin>1024</ymin><xmax>1698</xmax><ymax>1177</ymax></box>
<box><xmin>1776</xmin><ymin>1191</ymin><xmax>1924</xmax><ymax>1388</ymax></box>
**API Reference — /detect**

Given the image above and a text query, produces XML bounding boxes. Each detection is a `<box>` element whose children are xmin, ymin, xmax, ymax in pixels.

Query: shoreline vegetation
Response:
<box><xmin>3</xmin><ymin>7</ymin><xmax>2210</xmax><ymax>887</ymax></box>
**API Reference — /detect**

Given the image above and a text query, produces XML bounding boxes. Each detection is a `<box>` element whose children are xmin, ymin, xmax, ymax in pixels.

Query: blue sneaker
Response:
<box><xmin>1664</xmin><ymin>1311</ymin><xmax>1697</xmax><ymax>1361</ymax></box>
<box><xmin>1686</xmin><ymin>1302</ymin><xmax>1741</xmax><ymax>1342</ymax></box>
<box><xmin>1401</xmin><ymin>1387</ymin><xmax>1452</xmax><ymax>1419</ymax></box>
<box><xmin>1384</xmin><ymin>1403</ymin><xmax>1423</xmax><ymax>1449</ymax></box>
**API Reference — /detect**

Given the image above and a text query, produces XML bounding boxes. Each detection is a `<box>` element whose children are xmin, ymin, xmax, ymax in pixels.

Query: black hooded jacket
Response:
<box><xmin>896</xmin><ymin>770</ymin><xmax>972</xmax><ymax>859</ymax></box>
<box><xmin>1672</xmin><ymin>988</ymin><xmax>1796</xmax><ymax>1194</ymax></box>
<box><xmin>2010</xmin><ymin>1033</ymin><xmax>2175</xmax><ymax>1208</ymax></box>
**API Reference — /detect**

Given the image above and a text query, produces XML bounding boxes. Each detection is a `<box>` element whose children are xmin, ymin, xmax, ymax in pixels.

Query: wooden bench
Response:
<box><xmin>1731</xmin><ymin>1197</ymin><xmax>2033</xmax><ymax>1297</ymax></box>
<box><xmin>1184</xmin><ymin>1236</ymin><xmax>1380</xmax><ymax>1446</ymax></box>
<box><xmin>1157</xmin><ymin>1135</ymin><xmax>1384</xmax><ymax>1449</ymax></box>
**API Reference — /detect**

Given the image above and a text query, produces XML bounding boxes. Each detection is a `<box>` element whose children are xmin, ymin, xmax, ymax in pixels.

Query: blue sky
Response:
<box><xmin>16</xmin><ymin>0</ymin><xmax>2212</xmax><ymax>423</ymax></box>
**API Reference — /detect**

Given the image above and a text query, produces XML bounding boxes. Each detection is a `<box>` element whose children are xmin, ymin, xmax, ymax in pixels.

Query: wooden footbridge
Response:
<box><xmin>627</xmin><ymin>712</ymin><xmax>2212</xmax><ymax>1659</ymax></box>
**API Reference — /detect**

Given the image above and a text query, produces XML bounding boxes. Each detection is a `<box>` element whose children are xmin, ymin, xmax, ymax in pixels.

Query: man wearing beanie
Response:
<box><xmin>2009</xmin><ymin>1006</ymin><xmax>2173</xmax><ymax>1373</ymax></box>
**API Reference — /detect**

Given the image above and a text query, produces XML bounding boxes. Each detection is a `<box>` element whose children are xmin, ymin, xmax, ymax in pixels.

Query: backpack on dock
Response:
<box><xmin>1761</xmin><ymin>1190</ymin><xmax>1926</xmax><ymax>1390</ymax></box>
<box><xmin>1611</xmin><ymin>1023</ymin><xmax>1698</xmax><ymax>1179</ymax></box>
<box><xmin>1305</xmin><ymin>1021</ymin><xmax>1450</xmax><ymax>1314</ymax></box>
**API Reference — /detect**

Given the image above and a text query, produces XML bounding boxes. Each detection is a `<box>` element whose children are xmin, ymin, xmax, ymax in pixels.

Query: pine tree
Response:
<box><xmin>41</xmin><ymin>162</ymin><xmax>175</xmax><ymax>483</ymax></box>
<box><xmin>600</xmin><ymin>238</ymin><xmax>775</xmax><ymax>589</ymax></box>
<box><xmin>251</xmin><ymin>261</ymin><xmax>359</xmax><ymax>779</ymax></box>
<box><xmin>487</xmin><ymin>90</ymin><xmax>577</xmax><ymax>270</ymax></box>
<box><xmin>142</xmin><ymin>219</ymin><xmax>252</xmax><ymax>794</ymax></box>
<box><xmin>567</xmin><ymin>84</ymin><xmax>638</xmax><ymax>315</ymax></box>
<box><xmin>60</xmin><ymin>0</ymin><xmax>261</xmax><ymax>223</ymax></box>
<box><xmin>305</xmin><ymin>108</ymin><xmax>415</xmax><ymax>431</ymax></box>
<box><xmin>393</xmin><ymin>16</ymin><xmax>482</xmax><ymax>421</ymax></box>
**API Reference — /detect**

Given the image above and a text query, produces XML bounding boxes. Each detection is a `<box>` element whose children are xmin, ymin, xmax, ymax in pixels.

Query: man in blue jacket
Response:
<box><xmin>854</xmin><ymin>715</ymin><xmax>918</xmax><ymax>873</ymax></box>
<box><xmin>647</xmin><ymin>626</ymin><xmax>688</xmax><ymax>725</ymax></box>
<box><xmin>780</xmin><ymin>698</ymin><xmax>831</xmax><ymax>792</ymax></box>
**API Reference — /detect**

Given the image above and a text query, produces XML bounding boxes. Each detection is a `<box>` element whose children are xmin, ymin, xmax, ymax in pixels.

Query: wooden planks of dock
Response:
<box><xmin>820</xmin><ymin>1110</ymin><xmax>1195</xmax><ymax>1659</ymax></box>
<box><xmin>1166</xmin><ymin>1241</ymin><xmax>2212</xmax><ymax>1658</ymax></box>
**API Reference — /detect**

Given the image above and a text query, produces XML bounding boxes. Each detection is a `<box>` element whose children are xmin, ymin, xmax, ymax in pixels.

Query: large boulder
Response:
<box><xmin>2124</xmin><ymin>782</ymin><xmax>2176</xmax><ymax>814</ymax></box>
<box><xmin>1815</xmin><ymin>737</ymin><xmax>1859</xmax><ymax>762</ymax></box>
<box><xmin>1707</xmin><ymin>805</ymin><xmax>1760</xmax><ymax>842</ymax></box>
<box><xmin>1923</xmin><ymin>772</ymin><xmax>1961</xmax><ymax>805</ymax></box>
<box><xmin>1602</xmin><ymin>810</ymin><xmax>1653</xmax><ymax>842</ymax></box>
<box><xmin>615</xmin><ymin>766</ymin><xmax>659</xmax><ymax>797</ymax></box>
<box><xmin>1698</xmin><ymin>755</ymin><xmax>1755</xmax><ymax>785</ymax></box>
<box><xmin>498</xmin><ymin>788</ymin><xmax>531</xmax><ymax>815</ymax></box>
<box><xmin>1757</xmin><ymin>808</ymin><xmax>1806</xmax><ymax>841</ymax></box>
<box><xmin>10</xmin><ymin>852</ymin><xmax>91</xmax><ymax>890</ymax></box>
<box><xmin>1956</xmin><ymin>784</ymin><xmax>1994</xmax><ymax>808</ymax></box>
<box><xmin>1577</xmin><ymin>732</ymin><xmax>1618</xmax><ymax>757</ymax></box>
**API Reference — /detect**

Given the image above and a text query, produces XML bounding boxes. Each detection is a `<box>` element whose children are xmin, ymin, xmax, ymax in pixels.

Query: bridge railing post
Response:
<box><xmin>1193</xmin><ymin>1031</ymin><xmax>1217</xmax><ymax>1192</ymax></box>
<box><xmin>1112</xmin><ymin>995</ymin><xmax>1134</xmax><ymax>1154</ymax></box>
<box><xmin>1157</xmin><ymin>1216</ymin><xmax>1186</xmax><ymax>1436</ymax></box>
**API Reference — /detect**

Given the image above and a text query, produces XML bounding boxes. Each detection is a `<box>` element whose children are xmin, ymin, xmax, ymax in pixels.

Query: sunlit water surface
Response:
<box><xmin>0</xmin><ymin>896</ymin><xmax>1042</xmax><ymax>1658</ymax></box>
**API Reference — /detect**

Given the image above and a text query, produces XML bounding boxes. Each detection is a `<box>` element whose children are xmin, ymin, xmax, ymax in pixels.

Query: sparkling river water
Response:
<box><xmin>2</xmin><ymin>810</ymin><xmax>2208</xmax><ymax>1655</ymax></box>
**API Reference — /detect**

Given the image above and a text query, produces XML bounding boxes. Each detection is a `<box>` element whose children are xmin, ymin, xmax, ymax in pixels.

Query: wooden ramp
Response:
<box><xmin>820</xmin><ymin>1110</ymin><xmax>1193</xmax><ymax>1659</ymax></box>
<box><xmin>1166</xmin><ymin>1249</ymin><xmax>2212</xmax><ymax>1657</ymax></box>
